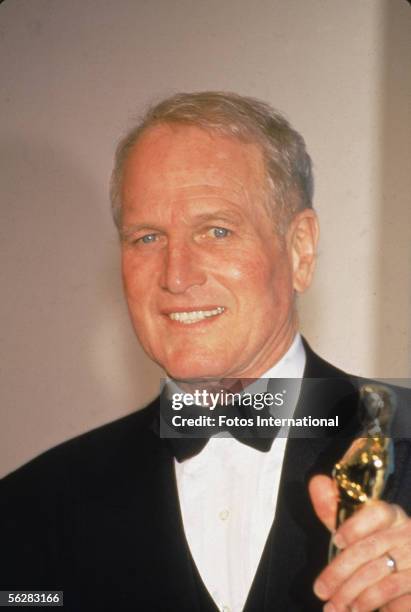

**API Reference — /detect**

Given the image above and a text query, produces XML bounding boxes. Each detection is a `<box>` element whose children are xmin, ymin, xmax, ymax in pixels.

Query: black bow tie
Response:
<box><xmin>168</xmin><ymin>431</ymin><xmax>276</xmax><ymax>462</ymax></box>
<box><xmin>155</xmin><ymin>395</ymin><xmax>281</xmax><ymax>462</ymax></box>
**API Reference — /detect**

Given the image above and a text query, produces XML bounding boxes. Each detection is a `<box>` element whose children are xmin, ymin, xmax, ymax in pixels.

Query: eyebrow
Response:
<box><xmin>120</xmin><ymin>208</ymin><xmax>245</xmax><ymax>239</ymax></box>
<box><xmin>188</xmin><ymin>209</ymin><xmax>245</xmax><ymax>225</ymax></box>
<box><xmin>119</xmin><ymin>224</ymin><xmax>157</xmax><ymax>241</ymax></box>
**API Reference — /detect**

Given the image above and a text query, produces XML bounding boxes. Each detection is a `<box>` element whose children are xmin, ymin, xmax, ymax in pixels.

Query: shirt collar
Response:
<box><xmin>259</xmin><ymin>333</ymin><xmax>306</xmax><ymax>379</ymax></box>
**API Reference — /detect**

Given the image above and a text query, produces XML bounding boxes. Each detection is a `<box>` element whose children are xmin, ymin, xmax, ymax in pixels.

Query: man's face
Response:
<box><xmin>120</xmin><ymin>124</ymin><xmax>302</xmax><ymax>381</ymax></box>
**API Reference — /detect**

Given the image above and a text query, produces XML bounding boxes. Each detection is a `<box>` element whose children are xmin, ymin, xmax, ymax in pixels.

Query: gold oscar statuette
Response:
<box><xmin>329</xmin><ymin>384</ymin><xmax>396</xmax><ymax>561</ymax></box>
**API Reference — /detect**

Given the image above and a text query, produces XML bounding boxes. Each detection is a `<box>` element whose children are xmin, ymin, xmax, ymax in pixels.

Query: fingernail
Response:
<box><xmin>323</xmin><ymin>603</ymin><xmax>336</xmax><ymax>612</ymax></box>
<box><xmin>314</xmin><ymin>579</ymin><xmax>328</xmax><ymax>599</ymax></box>
<box><xmin>333</xmin><ymin>532</ymin><xmax>346</xmax><ymax>549</ymax></box>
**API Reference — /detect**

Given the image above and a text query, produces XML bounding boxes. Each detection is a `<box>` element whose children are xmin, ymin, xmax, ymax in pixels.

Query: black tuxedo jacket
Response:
<box><xmin>2</xmin><ymin>344</ymin><xmax>411</xmax><ymax>611</ymax></box>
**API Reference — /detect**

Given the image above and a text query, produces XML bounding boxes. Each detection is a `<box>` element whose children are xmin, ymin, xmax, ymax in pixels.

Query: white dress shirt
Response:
<box><xmin>174</xmin><ymin>334</ymin><xmax>306</xmax><ymax>612</ymax></box>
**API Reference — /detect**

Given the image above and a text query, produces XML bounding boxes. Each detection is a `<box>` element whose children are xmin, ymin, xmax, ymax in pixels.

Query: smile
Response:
<box><xmin>168</xmin><ymin>307</ymin><xmax>225</xmax><ymax>324</ymax></box>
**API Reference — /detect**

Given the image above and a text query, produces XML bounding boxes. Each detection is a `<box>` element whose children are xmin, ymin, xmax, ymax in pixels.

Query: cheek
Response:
<box><xmin>121</xmin><ymin>256</ymin><xmax>153</xmax><ymax>320</ymax></box>
<box><xmin>122</xmin><ymin>262</ymin><xmax>138</xmax><ymax>304</ymax></box>
<box><xmin>215</xmin><ymin>247</ymin><xmax>272</xmax><ymax>282</ymax></box>
<box><xmin>228</xmin><ymin>255</ymin><xmax>294</xmax><ymax>320</ymax></box>
<box><xmin>219</xmin><ymin>249</ymin><xmax>289</xmax><ymax>294</ymax></box>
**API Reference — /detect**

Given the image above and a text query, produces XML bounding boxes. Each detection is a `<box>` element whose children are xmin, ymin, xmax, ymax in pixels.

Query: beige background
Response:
<box><xmin>1</xmin><ymin>0</ymin><xmax>410</xmax><ymax>477</ymax></box>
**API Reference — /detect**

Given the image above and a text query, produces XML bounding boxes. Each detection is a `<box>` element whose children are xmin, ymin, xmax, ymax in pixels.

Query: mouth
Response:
<box><xmin>167</xmin><ymin>306</ymin><xmax>225</xmax><ymax>325</ymax></box>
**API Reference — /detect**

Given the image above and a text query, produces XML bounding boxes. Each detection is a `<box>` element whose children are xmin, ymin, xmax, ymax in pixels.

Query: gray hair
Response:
<box><xmin>110</xmin><ymin>91</ymin><xmax>314</xmax><ymax>232</ymax></box>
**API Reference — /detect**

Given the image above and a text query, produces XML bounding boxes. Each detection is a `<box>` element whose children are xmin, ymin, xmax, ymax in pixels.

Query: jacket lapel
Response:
<box><xmin>243</xmin><ymin>344</ymin><xmax>360</xmax><ymax>610</ymax></box>
<box><xmin>140</xmin><ymin>424</ymin><xmax>219</xmax><ymax>611</ymax></box>
<box><xmin>146</xmin><ymin>417</ymin><xmax>219</xmax><ymax>611</ymax></box>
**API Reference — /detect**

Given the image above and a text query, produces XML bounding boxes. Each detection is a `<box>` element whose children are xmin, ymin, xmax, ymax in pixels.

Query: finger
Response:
<box><xmin>382</xmin><ymin>593</ymin><xmax>411</xmax><ymax>611</ymax></box>
<box><xmin>334</xmin><ymin>502</ymin><xmax>407</xmax><ymax>550</ymax></box>
<box><xmin>322</xmin><ymin>550</ymin><xmax>402</xmax><ymax>610</ymax></box>
<box><xmin>314</xmin><ymin>526</ymin><xmax>411</xmax><ymax>601</ymax></box>
<box><xmin>349</xmin><ymin>570</ymin><xmax>411</xmax><ymax>612</ymax></box>
<box><xmin>309</xmin><ymin>474</ymin><xmax>338</xmax><ymax>532</ymax></box>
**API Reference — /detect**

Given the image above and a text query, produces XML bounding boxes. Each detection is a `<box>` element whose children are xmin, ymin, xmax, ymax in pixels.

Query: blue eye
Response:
<box><xmin>211</xmin><ymin>227</ymin><xmax>230</xmax><ymax>239</ymax></box>
<box><xmin>139</xmin><ymin>234</ymin><xmax>157</xmax><ymax>244</ymax></box>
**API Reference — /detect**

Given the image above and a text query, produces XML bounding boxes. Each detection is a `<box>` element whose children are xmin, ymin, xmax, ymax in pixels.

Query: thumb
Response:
<box><xmin>308</xmin><ymin>474</ymin><xmax>338</xmax><ymax>532</ymax></box>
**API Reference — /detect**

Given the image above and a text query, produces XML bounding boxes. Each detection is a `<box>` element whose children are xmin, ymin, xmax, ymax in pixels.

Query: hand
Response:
<box><xmin>309</xmin><ymin>475</ymin><xmax>411</xmax><ymax>611</ymax></box>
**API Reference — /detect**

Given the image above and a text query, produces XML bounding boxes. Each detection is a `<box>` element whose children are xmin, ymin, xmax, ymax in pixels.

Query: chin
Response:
<box><xmin>163</xmin><ymin>356</ymin><xmax>229</xmax><ymax>383</ymax></box>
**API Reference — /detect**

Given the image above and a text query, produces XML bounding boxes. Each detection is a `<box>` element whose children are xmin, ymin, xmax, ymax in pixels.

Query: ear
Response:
<box><xmin>287</xmin><ymin>209</ymin><xmax>319</xmax><ymax>293</ymax></box>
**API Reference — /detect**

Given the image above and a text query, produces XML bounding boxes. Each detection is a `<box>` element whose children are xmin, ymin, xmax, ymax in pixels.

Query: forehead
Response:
<box><xmin>121</xmin><ymin>123</ymin><xmax>266</xmax><ymax>200</ymax></box>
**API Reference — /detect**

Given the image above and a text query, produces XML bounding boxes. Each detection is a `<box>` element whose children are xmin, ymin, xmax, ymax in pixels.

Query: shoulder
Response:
<box><xmin>1</xmin><ymin>397</ymin><xmax>162</xmax><ymax>498</ymax></box>
<box><xmin>0</xmin><ymin>400</ymin><xmax>167</xmax><ymax>591</ymax></box>
<box><xmin>304</xmin><ymin>338</ymin><xmax>411</xmax><ymax>412</ymax></box>
<box><xmin>304</xmin><ymin>339</ymin><xmax>411</xmax><ymax>505</ymax></box>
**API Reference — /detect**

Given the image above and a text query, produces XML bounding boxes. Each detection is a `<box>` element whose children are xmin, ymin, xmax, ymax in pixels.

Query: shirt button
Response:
<box><xmin>222</xmin><ymin>606</ymin><xmax>231</xmax><ymax>612</ymax></box>
<box><xmin>219</xmin><ymin>509</ymin><xmax>229</xmax><ymax>521</ymax></box>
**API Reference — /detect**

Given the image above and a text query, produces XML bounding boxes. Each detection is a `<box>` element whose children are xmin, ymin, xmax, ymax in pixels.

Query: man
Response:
<box><xmin>2</xmin><ymin>92</ymin><xmax>411</xmax><ymax>611</ymax></box>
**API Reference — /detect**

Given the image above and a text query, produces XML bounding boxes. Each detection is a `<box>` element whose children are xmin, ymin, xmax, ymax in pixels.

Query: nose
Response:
<box><xmin>160</xmin><ymin>240</ymin><xmax>206</xmax><ymax>294</ymax></box>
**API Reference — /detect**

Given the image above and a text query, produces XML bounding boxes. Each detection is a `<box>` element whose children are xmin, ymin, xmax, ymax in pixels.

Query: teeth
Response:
<box><xmin>169</xmin><ymin>307</ymin><xmax>224</xmax><ymax>324</ymax></box>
